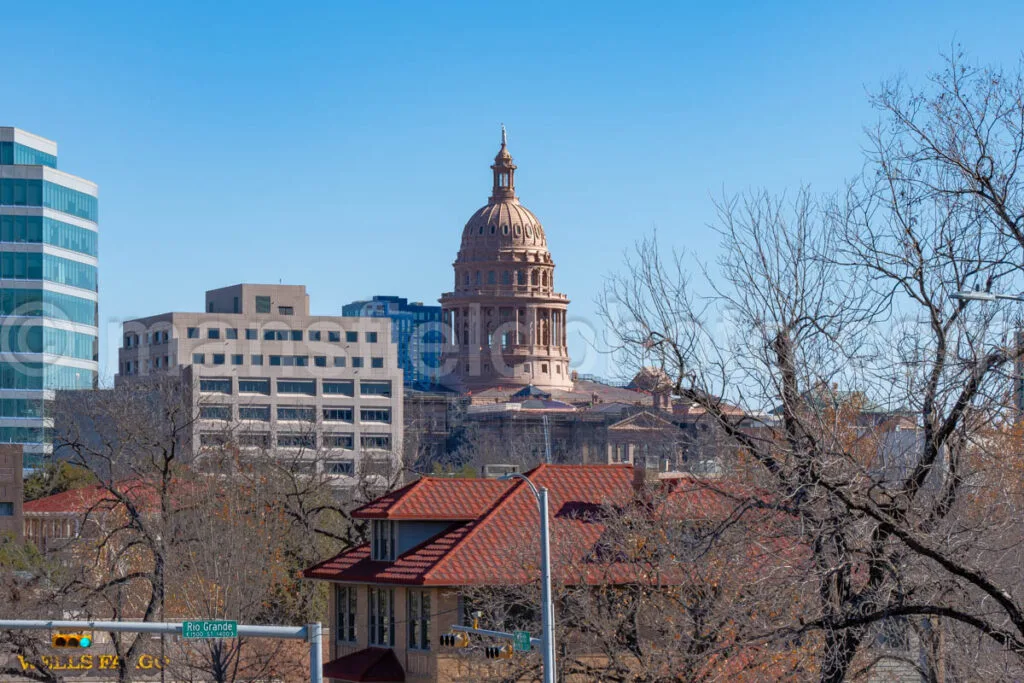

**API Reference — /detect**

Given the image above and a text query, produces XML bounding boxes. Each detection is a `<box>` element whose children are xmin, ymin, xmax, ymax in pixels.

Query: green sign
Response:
<box><xmin>513</xmin><ymin>630</ymin><xmax>532</xmax><ymax>652</ymax></box>
<box><xmin>182</xmin><ymin>620</ymin><xmax>237</xmax><ymax>639</ymax></box>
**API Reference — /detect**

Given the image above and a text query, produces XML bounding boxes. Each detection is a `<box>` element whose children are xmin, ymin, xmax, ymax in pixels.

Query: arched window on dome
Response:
<box><xmin>531</xmin><ymin>270</ymin><xmax>539</xmax><ymax>286</ymax></box>
<box><xmin>479</xmin><ymin>226</ymin><xmax>484</xmax><ymax>235</ymax></box>
<box><xmin>487</xmin><ymin>271</ymin><xmax>496</xmax><ymax>285</ymax></box>
<box><xmin>474</xmin><ymin>271</ymin><xmax>481</xmax><ymax>285</ymax></box>
<box><xmin>463</xmin><ymin>273</ymin><xmax>470</xmax><ymax>286</ymax></box>
<box><xmin>501</xmin><ymin>271</ymin><xmax>511</xmax><ymax>285</ymax></box>
<box><xmin>517</xmin><ymin>270</ymin><xmax>525</xmax><ymax>286</ymax></box>
<box><xmin>541</xmin><ymin>271</ymin><xmax>549</xmax><ymax>287</ymax></box>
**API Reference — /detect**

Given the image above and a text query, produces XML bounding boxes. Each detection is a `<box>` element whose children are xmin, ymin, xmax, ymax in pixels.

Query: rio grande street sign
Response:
<box><xmin>182</xmin><ymin>620</ymin><xmax>238</xmax><ymax>639</ymax></box>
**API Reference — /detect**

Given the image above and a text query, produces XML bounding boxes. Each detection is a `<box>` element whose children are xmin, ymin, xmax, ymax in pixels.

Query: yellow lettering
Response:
<box><xmin>137</xmin><ymin>654</ymin><xmax>153</xmax><ymax>669</ymax></box>
<box><xmin>80</xmin><ymin>655</ymin><xmax>93</xmax><ymax>669</ymax></box>
<box><xmin>17</xmin><ymin>655</ymin><xmax>35</xmax><ymax>671</ymax></box>
<box><xmin>99</xmin><ymin>654</ymin><xmax>118</xmax><ymax>669</ymax></box>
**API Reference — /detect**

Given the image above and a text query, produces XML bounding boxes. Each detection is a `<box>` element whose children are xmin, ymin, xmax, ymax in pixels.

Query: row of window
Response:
<box><xmin>198</xmin><ymin>377</ymin><xmax>392</xmax><ymax>398</ymax></box>
<box><xmin>0</xmin><ymin>362</ymin><xmax>95</xmax><ymax>390</ymax></box>
<box><xmin>0</xmin><ymin>289</ymin><xmax>96</xmax><ymax>326</ymax></box>
<box><xmin>0</xmin><ymin>252</ymin><xmax>97</xmax><ymax>291</ymax></box>
<box><xmin>0</xmin><ymin>215</ymin><xmax>98</xmax><ymax>256</ymax></box>
<box><xmin>335</xmin><ymin>585</ymin><xmax>431</xmax><ymax>650</ymax></box>
<box><xmin>0</xmin><ymin>142</ymin><xmax>57</xmax><ymax>168</ymax></box>
<box><xmin>201</xmin><ymin>404</ymin><xmax>390</xmax><ymax>424</ymax></box>
<box><xmin>461</xmin><ymin>268</ymin><xmax>552</xmax><ymax>288</ymax></box>
<box><xmin>0</xmin><ymin>425</ymin><xmax>48</xmax><ymax>444</ymax></box>
<box><xmin>198</xmin><ymin>431</ymin><xmax>390</xmax><ymax>451</ymax></box>
<box><xmin>191</xmin><ymin>352</ymin><xmax>385</xmax><ymax>369</ymax></box>
<box><xmin>0</xmin><ymin>324</ymin><xmax>97</xmax><ymax>361</ymax></box>
<box><xmin>186</xmin><ymin>327</ymin><xmax>378</xmax><ymax>344</ymax></box>
<box><xmin>0</xmin><ymin>397</ymin><xmax>45</xmax><ymax>418</ymax></box>
<box><xmin>0</xmin><ymin>179</ymin><xmax>98</xmax><ymax>222</ymax></box>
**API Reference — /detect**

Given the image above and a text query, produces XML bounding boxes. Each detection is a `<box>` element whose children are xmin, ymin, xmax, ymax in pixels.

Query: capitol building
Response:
<box><xmin>440</xmin><ymin>128</ymin><xmax>573</xmax><ymax>392</ymax></box>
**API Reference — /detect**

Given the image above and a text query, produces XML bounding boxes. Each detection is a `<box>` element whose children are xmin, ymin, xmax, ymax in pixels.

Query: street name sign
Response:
<box><xmin>182</xmin><ymin>620</ymin><xmax>237</xmax><ymax>639</ymax></box>
<box><xmin>513</xmin><ymin>630</ymin><xmax>532</xmax><ymax>652</ymax></box>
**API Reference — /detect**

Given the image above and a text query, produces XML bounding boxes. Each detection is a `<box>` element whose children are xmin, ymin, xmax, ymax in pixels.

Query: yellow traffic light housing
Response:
<box><xmin>484</xmin><ymin>643</ymin><xmax>513</xmax><ymax>660</ymax></box>
<box><xmin>52</xmin><ymin>633</ymin><xmax>92</xmax><ymax>648</ymax></box>
<box><xmin>439</xmin><ymin>632</ymin><xmax>470</xmax><ymax>648</ymax></box>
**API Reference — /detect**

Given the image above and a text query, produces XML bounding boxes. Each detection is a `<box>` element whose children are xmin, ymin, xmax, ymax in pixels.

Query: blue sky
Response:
<box><xmin>5</xmin><ymin>0</ymin><xmax>1024</xmax><ymax>383</ymax></box>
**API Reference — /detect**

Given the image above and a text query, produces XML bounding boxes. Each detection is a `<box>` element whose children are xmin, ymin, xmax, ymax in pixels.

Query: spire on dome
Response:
<box><xmin>490</xmin><ymin>125</ymin><xmax>517</xmax><ymax>201</ymax></box>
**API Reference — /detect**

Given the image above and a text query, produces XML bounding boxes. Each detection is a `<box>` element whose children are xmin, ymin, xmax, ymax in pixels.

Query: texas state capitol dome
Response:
<box><xmin>439</xmin><ymin>128</ymin><xmax>572</xmax><ymax>392</ymax></box>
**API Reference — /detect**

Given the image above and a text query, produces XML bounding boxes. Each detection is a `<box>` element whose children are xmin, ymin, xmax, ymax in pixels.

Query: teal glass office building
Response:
<box><xmin>0</xmin><ymin>128</ymin><xmax>98</xmax><ymax>468</ymax></box>
<box><xmin>342</xmin><ymin>296</ymin><xmax>442</xmax><ymax>388</ymax></box>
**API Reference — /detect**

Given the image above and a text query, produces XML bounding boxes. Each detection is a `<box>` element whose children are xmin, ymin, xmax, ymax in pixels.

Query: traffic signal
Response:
<box><xmin>52</xmin><ymin>633</ymin><xmax>92</xmax><ymax>648</ymax></box>
<box><xmin>439</xmin><ymin>632</ymin><xmax>470</xmax><ymax>648</ymax></box>
<box><xmin>484</xmin><ymin>644</ymin><xmax>513</xmax><ymax>660</ymax></box>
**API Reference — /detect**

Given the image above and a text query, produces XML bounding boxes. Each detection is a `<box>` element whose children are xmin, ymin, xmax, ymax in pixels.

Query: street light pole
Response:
<box><xmin>951</xmin><ymin>290</ymin><xmax>1024</xmax><ymax>419</ymax></box>
<box><xmin>501</xmin><ymin>473</ymin><xmax>556</xmax><ymax>683</ymax></box>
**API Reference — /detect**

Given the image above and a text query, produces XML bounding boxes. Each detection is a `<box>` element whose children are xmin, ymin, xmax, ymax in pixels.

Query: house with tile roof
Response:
<box><xmin>301</xmin><ymin>462</ymin><xmax>792</xmax><ymax>682</ymax></box>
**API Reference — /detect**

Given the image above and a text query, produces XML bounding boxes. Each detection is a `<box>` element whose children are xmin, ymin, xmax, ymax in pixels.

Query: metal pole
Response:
<box><xmin>308</xmin><ymin>622</ymin><xmax>323</xmax><ymax>683</ymax></box>
<box><xmin>539</xmin><ymin>487</ymin><xmax>556</xmax><ymax>683</ymax></box>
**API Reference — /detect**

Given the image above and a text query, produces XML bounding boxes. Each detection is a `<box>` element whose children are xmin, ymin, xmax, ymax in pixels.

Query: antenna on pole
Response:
<box><xmin>542</xmin><ymin>413</ymin><xmax>552</xmax><ymax>464</ymax></box>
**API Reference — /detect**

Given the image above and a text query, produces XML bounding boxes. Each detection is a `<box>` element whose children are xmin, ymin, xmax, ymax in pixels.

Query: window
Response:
<box><xmin>351</xmin><ymin>357</ymin><xmax>364</xmax><ymax>368</ymax></box>
<box><xmin>324</xmin><ymin>433</ymin><xmax>354</xmax><ymax>449</ymax></box>
<box><xmin>408</xmin><ymin>590</ymin><xmax>431</xmax><ymax>650</ymax></box>
<box><xmin>200</xmin><ymin>405</ymin><xmax>231</xmax><ymax>420</ymax></box>
<box><xmin>372</xmin><ymin>521</ymin><xmax>396</xmax><ymax>561</ymax></box>
<box><xmin>329</xmin><ymin>331</ymin><xmax>341</xmax><ymax>342</ymax></box>
<box><xmin>346</xmin><ymin>331</ymin><xmax>358</xmax><ymax>343</ymax></box>
<box><xmin>199</xmin><ymin>378</ymin><xmax>232</xmax><ymax>394</ymax></box>
<box><xmin>212</xmin><ymin>354</ymin><xmax>225</xmax><ymax>365</ymax></box>
<box><xmin>323</xmin><ymin>380</ymin><xmax>354</xmax><ymax>396</ymax></box>
<box><xmin>360</xmin><ymin>408</ymin><xmax>391</xmax><ymax>424</ymax></box>
<box><xmin>278</xmin><ymin>406</ymin><xmax>315</xmax><ymax>422</ymax></box>
<box><xmin>245</xmin><ymin>328</ymin><xmax>257</xmax><ymax>340</ymax></box>
<box><xmin>278</xmin><ymin>433</ymin><xmax>315</xmax><ymax>448</ymax></box>
<box><xmin>238</xmin><ymin>378</ymin><xmax>270</xmax><ymax>394</ymax></box>
<box><xmin>309</xmin><ymin>331</ymin><xmax>321</xmax><ymax>341</ymax></box>
<box><xmin>193</xmin><ymin>353</ymin><xmax>205</xmax><ymax>365</ymax></box>
<box><xmin>368</xmin><ymin>588</ymin><xmax>395</xmax><ymax>646</ymax></box>
<box><xmin>541</xmin><ymin>363</ymin><xmax>548</xmax><ymax>373</ymax></box>
<box><xmin>371</xmin><ymin>357</ymin><xmax>384</xmax><ymax>369</ymax></box>
<box><xmin>239</xmin><ymin>433</ymin><xmax>270</xmax><ymax>448</ymax></box>
<box><xmin>239</xmin><ymin>405</ymin><xmax>270</xmax><ymax>421</ymax></box>
<box><xmin>264</xmin><ymin>329</ymin><xmax>289</xmax><ymax>341</ymax></box>
<box><xmin>279</xmin><ymin>306</ymin><xmax>294</xmax><ymax>315</ymax></box>
<box><xmin>315</xmin><ymin>356</ymin><xmax>327</xmax><ymax>367</ymax></box>
<box><xmin>290</xmin><ymin>330</ymin><xmax>302</xmax><ymax>341</ymax></box>
<box><xmin>226</xmin><ymin>328</ymin><xmax>238</xmax><ymax>340</ymax></box>
<box><xmin>251</xmin><ymin>354</ymin><xmax>264</xmax><ymax>366</ymax></box>
<box><xmin>270</xmin><ymin>355</ymin><xmax>308</xmax><ymax>367</ymax></box>
<box><xmin>335</xmin><ymin>585</ymin><xmax>357</xmax><ymax>643</ymax></box>
<box><xmin>360</xmin><ymin>380</ymin><xmax>392</xmax><ymax>397</ymax></box>
<box><xmin>124</xmin><ymin>334</ymin><xmax>132</xmax><ymax>348</ymax></box>
<box><xmin>208</xmin><ymin>328</ymin><xmax>220</xmax><ymax>339</ymax></box>
<box><xmin>0</xmin><ymin>502</ymin><xmax>13</xmax><ymax>516</ymax></box>
<box><xmin>277</xmin><ymin>380</ymin><xmax>316</xmax><ymax>395</ymax></box>
<box><xmin>367</xmin><ymin>332</ymin><xmax>378</xmax><ymax>343</ymax></box>
<box><xmin>333</xmin><ymin>357</ymin><xmax>346</xmax><ymax>367</ymax></box>
<box><xmin>255</xmin><ymin>296</ymin><xmax>271</xmax><ymax>313</ymax></box>
<box><xmin>231</xmin><ymin>354</ymin><xmax>244</xmax><ymax>365</ymax></box>
<box><xmin>187</xmin><ymin>327</ymin><xmax>199</xmax><ymax>339</ymax></box>
<box><xmin>326</xmin><ymin>460</ymin><xmax>354</xmax><ymax>475</ymax></box>
<box><xmin>200</xmin><ymin>432</ymin><xmax>229</xmax><ymax>447</ymax></box>
<box><xmin>361</xmin><ymin>434</ymin><xmax>391</xmax><ymax>450</ymax></box>
<box><xmin>323</xmin><ymin>407</ymin><xmax>353</xmax><ymax>422</ymax></box>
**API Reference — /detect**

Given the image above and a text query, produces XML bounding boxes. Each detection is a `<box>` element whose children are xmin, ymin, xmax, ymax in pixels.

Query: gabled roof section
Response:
<box><xmin>351</xmin><ymin>476</ymin><xmax>513</xmax><ymax>521</ymax></box>
<box><xmin>608</xmin><ymin>410</ymin><xmax>678</xmax><ymax>432</ymax></box>
<box><xmin>23</xmin><ymin>481</ymin><xmax>158</xmax><ymax>515</ymax></box>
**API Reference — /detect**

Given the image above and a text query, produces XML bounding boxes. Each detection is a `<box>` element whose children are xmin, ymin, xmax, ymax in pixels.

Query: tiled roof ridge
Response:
<box><xmin>302</xmin><ymin>542</ymin><xmax>371</xmax><ymax>578</ymax></box>
<box><xmin>421</xmin><ymin>466</ymin><xmax>542</xmax><ymax>582</ymax></box>
<box><xmin>350</xmin><ymin>477</ymin><xmax>425</xmax><ymax>518</ymax></box>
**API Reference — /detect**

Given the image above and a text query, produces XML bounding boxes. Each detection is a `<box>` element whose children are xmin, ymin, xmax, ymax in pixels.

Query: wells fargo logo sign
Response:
<box><xmin>17</xmin><ymin>653</ymin><xmax>170</xmax><ymax>671</ymax></box>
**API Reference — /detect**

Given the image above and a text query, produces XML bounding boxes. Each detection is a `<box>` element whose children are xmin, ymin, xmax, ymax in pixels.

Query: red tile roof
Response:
<box><xmin>305</xmin><ymin>465</ymin><xmax>761</xmax><ymax>587</ymax></box>
<box><xmin>351</xmin><ymin>477</ymin><xmax>512</xmax><ymax>520</ymax></box>
<box><xmin>23</xmin><ymin>481</ymin><xmax>156</xmax><ymax>515</ymax></box>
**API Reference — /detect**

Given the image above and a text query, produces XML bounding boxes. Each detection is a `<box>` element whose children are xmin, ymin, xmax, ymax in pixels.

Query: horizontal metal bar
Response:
<box><xmin>449</xmin><ymin>624</ymin><xmax>541</xmax><ymax>647</ymax></box>
<box><xmin>0</xmin><ymin>620</ymin><xmax>309</xmax><ymax>640</ymax></box>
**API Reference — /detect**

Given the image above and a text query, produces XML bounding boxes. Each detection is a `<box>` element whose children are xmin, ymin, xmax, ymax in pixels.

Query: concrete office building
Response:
<box><xmin>116</xmin><ymin>284</ymin><xmax>403</xmax><ymax>482</ymax></box>
<box><xmin>0</xmin><ymin>128</ymin><xmax>99</xmax><ymax>468</ymax></box>
<box><xmin>341</xmin><ymin>296</ymin><xmax>442</xmax><ymax>389</ymax></box>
